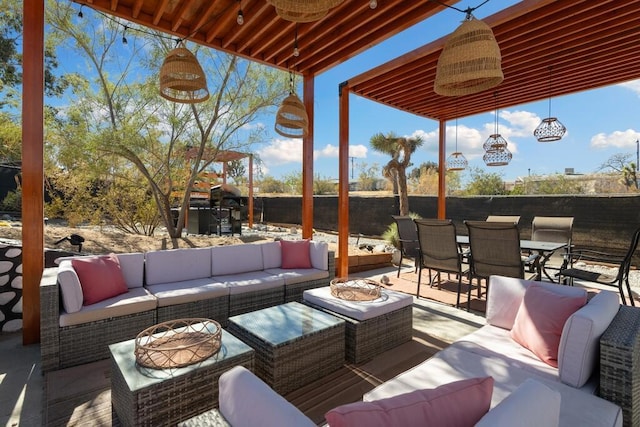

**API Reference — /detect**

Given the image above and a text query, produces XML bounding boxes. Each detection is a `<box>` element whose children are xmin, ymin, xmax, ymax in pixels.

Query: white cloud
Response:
<box><xmin>313</xmin><ymin>143</ymin><xmax>367</xmax><ymax>159</ymax></box>
<box><xmin>257</xmin><ymin>138</ymin><xmax>303</xmax><ymax>165</ymax></box>
<box><xmin>590</xmin><ymin>129</ymin><xmax>640</xmax><ymax>149</ymax></box>
<box><xmin>619</xmin><ymin>79</ymin><xmax>640</xmax><ymax>96</ymax></box>
<box><xmin>501</xmin><ymin>110</ymin><xmax>540</xmax><ymax>137</ymax></box>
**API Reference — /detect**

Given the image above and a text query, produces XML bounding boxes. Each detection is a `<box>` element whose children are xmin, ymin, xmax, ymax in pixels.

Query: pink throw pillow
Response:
<box><xmin>325</xmin><ymin>377</ymin><xmax>493</xmax><ymax>427</ymax></box>
<box><xmin>281</xmin><ymin>239</ymin><xmax>312</xmax><ymax>269</ymax></box>
<box><xmin>510</xmin><ymin>284</ymin><xmax>587</xmax><ymax>367</ymax></box>
<box><xmin>71</xmin><ymin>254</ymin><xmax>128</xmax><ymax>305</ymax></box>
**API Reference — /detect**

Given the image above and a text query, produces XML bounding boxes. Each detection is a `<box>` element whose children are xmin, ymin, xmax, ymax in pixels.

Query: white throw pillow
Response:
<box><xmin>475</xmin><ymin>379</ymin><xmax>560</xmax><ymax>427</ymax></box>
<box><xmin>57</xmin><ymin>260</ymin><xmax>83</xmax><ymax>313</ymax></box>
<box><xmin>309</xmin><ymin>240</ymin><xmax>328</xmax><ymax>270</ymax></box>
<box><xmin>558</xmin><ymin>290</ymin><xmax>620</xmax><ymax>387</ymax></box>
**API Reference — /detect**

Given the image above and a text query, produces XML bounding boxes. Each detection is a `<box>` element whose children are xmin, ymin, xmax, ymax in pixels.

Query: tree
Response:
<box><xmin>227</xmin><ymin>159</ymin><xmax>247</xmax><ymax>185</ymax></box>
<box><xmin>408</xmin><ymin>161</ymin><xmax>438</xmax><ymax>181</ymax></box>
<box><xmin>598</xmin><ymin>153</ymin><xmax>638</xmax><ymax>191</ymax></box>
<box><xmin>357</xmin><ymin>162</ymin><xmax>380</xmax><ymax>191</ymax></box>
<box><xmin>258</xmin><ymin>175</ymin><xmax>284</xmax><ymax>193</ymax></box>
<box><xmin>463</xmin><ymin>167</ymin><xmax>507</xmax><ymax>195</ymax></box>
<box><xmin>0</xmin><ymin>0</ymin><xmax>68</xmax><ymax>108</ymax></box>
<box><xmin>47</xmin><ymin>3</ymin><xmax>287</xmax><ymax>237</ymax></box>
<box><xmin>369</xmin><ymin>132</ymin><xmax>423</xmax><ymax>215</ymax></box>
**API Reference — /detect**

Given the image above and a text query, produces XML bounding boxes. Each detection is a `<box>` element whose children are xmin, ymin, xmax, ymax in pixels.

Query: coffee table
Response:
<box><xmin>303</xmin><ymin>285</ymin><xmax>413</xmax><ymax>363</ymax></box>
<box><xmin>227</xmin><ymin>301</ymin><xmax>345</xmax><ymax>395</ymax></box>
<box><xmin>110</xmin><ymin>329</ymin><xmax>254</xmax><ymax>426</ymax></box>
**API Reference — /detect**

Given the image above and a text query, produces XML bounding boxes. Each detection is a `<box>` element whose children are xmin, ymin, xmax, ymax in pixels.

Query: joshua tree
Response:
<box><xmin>369</xmin><ymin>132</ymin><xmax>423</xmax><ymax>215</ymax></box>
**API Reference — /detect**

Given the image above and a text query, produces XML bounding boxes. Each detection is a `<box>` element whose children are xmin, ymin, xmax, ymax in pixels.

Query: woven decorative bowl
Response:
<box><xmin>135</xmin><ymin>318</ymin><xmax>221</xmax><ymax>369</ymax></box>
<box><xmin>330</xmin><ymin>277</ymin><xmax>382</xmax><ymax>301</ymax></box>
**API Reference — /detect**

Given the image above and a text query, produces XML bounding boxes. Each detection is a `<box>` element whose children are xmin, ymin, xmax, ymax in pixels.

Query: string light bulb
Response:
<box><xmin>237</xmin><ymin>1</ymin><xmax>244</xmax><ymax>25</ymax></box>
<box><xmin>369</xmin><ymin>0</ymin><xmax>377</xmax><ymax>9</ymax></box>
<box><xmin>293</xmin><ymin>24</ymin><xmax>300</xmax><ymax>57</ymax></box>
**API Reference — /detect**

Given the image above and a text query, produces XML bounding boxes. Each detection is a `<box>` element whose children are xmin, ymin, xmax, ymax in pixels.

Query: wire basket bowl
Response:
<box><xmin>135</xmin><ymin>318</ymin><xmax>222</xmax><ymax>369</ymax></box>
<box><xmin>330</xmin><ymin>277</ymin><xmax>382</xmax><ymax>301</ymax></box>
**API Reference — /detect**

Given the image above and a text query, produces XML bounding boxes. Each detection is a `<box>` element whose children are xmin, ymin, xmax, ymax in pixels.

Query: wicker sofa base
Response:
<box><xmin>306</xmin><ymin>303</ymin><xmax>413</xmax><ymax>364</ymax></box>
<box><xmin>600</xmin><ymin>305</ymin><xmax>640</xmax><ymax>427</ymax></box>
<box><xmin>229</xmin><ymin>287</ymin><xmax>284</xmax><ymax>317</ymax></box>
<box><xmin>156</xmin><ymin>296</ymin><xmax>229</xmax><ymax>327</ymax></box>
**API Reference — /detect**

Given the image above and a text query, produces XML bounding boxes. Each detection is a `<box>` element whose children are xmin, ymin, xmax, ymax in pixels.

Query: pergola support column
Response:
<box><xmin>438</xmin><ymin>119</ymin><xmax>446</xmax><ymax>219</ymax></box>
<box><xmin>302</xmin><ymin>74</ymin><xmax>314</xmax><ymax>239</ymax></box>
<box><xmin>337</xmin><ymin>81</ymin><xmax>350</xmax><ymax>277</ymax></box>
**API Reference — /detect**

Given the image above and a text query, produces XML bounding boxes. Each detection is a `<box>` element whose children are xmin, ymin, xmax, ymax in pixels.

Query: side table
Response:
<box><xmin>227</xmin><ymin>301</ymin><xmax>345</xmax><ymax>395</ymax></box>
<box><xmin>303</xmin><ymin>286</ymin><xmax>413</xmax><ymax>363</ymax></box>
<box><xmin>110</xmin><ymin>329</ymin><xmax>254</xmax><ymax>427</ymax></box>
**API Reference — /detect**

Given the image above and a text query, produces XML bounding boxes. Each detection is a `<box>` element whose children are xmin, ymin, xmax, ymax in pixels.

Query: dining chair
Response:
<box><xmin>391</xmin><ymin>215</ymin><xmax>420</xmax><ymax>278</ymax></box>
<box><xmin>414</xmin><ymin>219</ymin><xmax>469</xmax><ymax>309</ymax></box>
<box><xmin>465</xmin><ymin>220</ymin><xmax>538</xmax><ymax>299</ymax></box>
<box><xmin>560</xmin><ymin>227</ymin><xmax>640</xmax><ymax>306</ymax></box>
<box><xmin>486</xmin><ymin>215</ymin><xmax>521</xmax><ymax>225</ymax></box>
<box><xmin>530</xmin><ymin>216</ymin><xmax>574</xmax><ymax>282</ymax></box>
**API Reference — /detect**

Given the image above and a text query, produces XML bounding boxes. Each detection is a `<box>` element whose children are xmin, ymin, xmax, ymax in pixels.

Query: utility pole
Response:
<box><xmin>636</xmin><ymin>139</ymin><xmax>639</xmax><ymax>189</ymax></box>
<box><xmin>350</xmin><ymin>156</ymin><xmax>355</xmax><ymax>180</ymax></box>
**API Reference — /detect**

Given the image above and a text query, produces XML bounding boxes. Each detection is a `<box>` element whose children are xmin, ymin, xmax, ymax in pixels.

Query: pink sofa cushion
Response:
<box><xmin>281</xmin><ymin>239</ymin><xmax>312</xmax><ymax>269</ymax></box>
<box><xmin>325</xmin><ymin>377</ymin><xmax>493</xmax><ymax>427</ymax></box>
<box><xmin>71</xmin><ymin>254</ymin><xmax>128</xmax><ymax>305</ymax></box>
<box><xmin>510</xmin><ymin>284</ymin><xmax>587</xmax><ymax>367</ymax></box>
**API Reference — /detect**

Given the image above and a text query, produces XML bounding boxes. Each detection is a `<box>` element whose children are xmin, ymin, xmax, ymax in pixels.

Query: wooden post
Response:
<box><xmin>338</xmin><ymin>82</ymin><xmax>350</xmax><ymax>277</ymax></box>
<box><xmin>302</xmin><ymin>74</ymin><xmax>314</xmax><ymax>239</ymax></box>
<box><xmin>248</xmin><ymin>154</ymin><xmax>253</xmax><ymax>228</ymax></box>
<box><xmin>438</xmin><ymin>119</ymin><xmax>446</xmax><ymax>219</ymax></box>
<box><xmin>22</xmin><ymin>0</ymin><xmax>45</xmax><ymax>344</ymax></box>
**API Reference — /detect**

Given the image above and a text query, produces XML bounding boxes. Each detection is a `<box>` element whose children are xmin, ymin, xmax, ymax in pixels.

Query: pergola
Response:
<box><xmin>21</xmin><ymin>0</ymin><xmax>640</xmax><ymax>343</ymax></box>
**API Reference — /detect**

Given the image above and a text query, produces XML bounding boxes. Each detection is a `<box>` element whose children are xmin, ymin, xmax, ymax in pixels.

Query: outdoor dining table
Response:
<box><xmin>456</xmin><ymin>235</ymin><xmax>568</xmax><ymax>282</ymax></box>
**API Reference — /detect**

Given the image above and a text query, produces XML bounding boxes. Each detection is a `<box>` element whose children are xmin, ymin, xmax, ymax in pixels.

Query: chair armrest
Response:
<box><xmin>40</xmin><ymin>267</ymin><xmax>61</xmax><ymax>372</ymax></box>
<box><xmin>567</xmin><ymin>249</ymin><xmax>625</xmax><ymax>265</ymax></box>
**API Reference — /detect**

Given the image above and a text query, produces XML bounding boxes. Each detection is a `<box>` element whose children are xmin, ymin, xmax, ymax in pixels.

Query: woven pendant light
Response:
<box><xmin>159</xmin><ymin>43</ymin><xmax>209</xmax><ymax>104</ymax></box>
<box><xmin>267</xmin><ymin>0</ymin><xmax>344</xmax><ymax>22</ymax></box>
<box><xmin>483</xmin><ymin>92</ymin><xmax>511</xmax><ymax>166</ymax></box>
<box><xmin>434</xmin><ymin>15</ymin><xmax>503</xmax><ymax>97</ymax></box>
<box><xmin>446</xmin><ymin>117</ymin><xmax>468</xmax><ymax>171</ymax></box>
<box><xmin>534</xmin><ymin>66</ymin><xmax>566</xmax><ymax>142</ymax></box>
<box><xmin>275</xmin><ymin>94</ymin><xmax>309</xmax><ymax>138</ymax></box>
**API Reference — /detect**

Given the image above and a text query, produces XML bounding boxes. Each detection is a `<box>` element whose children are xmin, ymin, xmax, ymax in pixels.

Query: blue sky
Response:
<box><xmin>254</xmin><ymin>1</ymin><xmax>640</xmax><ymax>184</ymax></box>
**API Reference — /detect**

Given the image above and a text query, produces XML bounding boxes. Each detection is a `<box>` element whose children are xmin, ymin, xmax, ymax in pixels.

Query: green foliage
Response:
<box><xmin>282</xmin><ymin>171</ymin><xmax>302</xmax><ymax>194</ymax></box>
<box><xmin>0</xmin><ymin>112</ymin><xmax>21</xmax><ymax>162</ymax></box>
<box><xmin>0</xmin><ymin>188</ymin><xmax>20</xmax><ymax>211</ymax></box>
<box><xmin>382</xmin><ymin>212</ymin><xmax>422</xmax><ymax>249</ymax></box>
<box><xmin>531</xmin><ymin>174</ymin><xmax>585</xmax><ymax>195</ymax></box>
<box><xmin>408</xmin><ymin>161</ymin><xmax>438</xmax><ymax>181</ymax></box>
<box><xmin>227</xmin><ymin>159</ymin><xmax>247</xmax><ymax>185</ymax></box>
<box><xmin>463</xmin><ymin>167</ymin><xmax>507</xmax><ymax>195</ymax></box>
<box><xmin>258</xmin><ymin>176</ymin><xmax>285</xmax><ymax>193</ymax></box>
<box><xmin>314</xmin><ymin>175</ymin><xmax>336</xmax><ymax>195</ymax></box>
<box><xmin>357</xmin><ymin>162</ymin><xmax>380</xmax><ymax>191</ymax></box>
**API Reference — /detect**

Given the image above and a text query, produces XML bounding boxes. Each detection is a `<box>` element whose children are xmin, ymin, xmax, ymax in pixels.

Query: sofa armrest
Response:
<box><xmin>328</xmin><ymin>250</ymin><xmax>335</xmax><ymax>280</ymax></box>
<box><xmin>40</xmin><ymin>267</ymin><xmax>61</xmax><ymax>372</ymax></box>
<box><xmin>219</xmin><ymin>366</ymin><xmax>315</xmax><ymax>427</ymax></box>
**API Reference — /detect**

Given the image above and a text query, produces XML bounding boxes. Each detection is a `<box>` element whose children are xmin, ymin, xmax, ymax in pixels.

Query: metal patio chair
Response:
<box><xmin>560</xmin><ymin>227</ymin><xmax>640</xmax><ymax>306</ymax></box>
<box><xmin>415</xmin><ymin>218</ymin><xmax>469</xmax><ymax>310</ymax></box>
<box><xmin>530</xmin><ymin>216</ymin><xmax>574</xmax><ymax>282</ymax></box>
<box><xmin>465</xmin><ymin>220</ymin><xmax>538</xmax><ymax>299</ymax></box>
<box><xmin>391</xmin><ymin>215</ymin><xmax>420</xmax><ymax>278</ymax></box>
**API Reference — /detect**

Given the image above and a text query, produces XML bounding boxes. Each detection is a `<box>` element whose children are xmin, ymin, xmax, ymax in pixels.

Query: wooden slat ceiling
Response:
<box><xmin>71</xmin><ymin>0</ymin><xmax>459</xmax><ymax>76</ymax></box>
<box><xmin>348</xmin><ymin>0</ymin><xmax>640</xmax><ymax>121</ymax></box>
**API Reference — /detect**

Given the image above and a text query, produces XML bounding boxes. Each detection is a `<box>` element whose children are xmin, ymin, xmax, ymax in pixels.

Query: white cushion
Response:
<box><xmin>57</xmin><ymin>260</ymin><xmax>83</xmax><ymax>313</ymax></box>
<box><xmin>221</xmin><ymin>271</ymin><xmax>285</xmax><ymax>295</ymax></box>
<box><xmin>264</xmin><ymin>268</ymin><xmax>328</xmax><ymax>285</ymax></box>
<box><xmin>309</xmin><ymin>240</ymin><xmax>329</xmax><ymax>270</ymax></box>
<box><xmin>211</xmin><ymin>244</ymin><xmax>263</xmax><ymax>276</ymax></box>
<box><xmin>475</xmin><ymin>379</ymin><xmax>561</xmax><ymax>427</ymax></box>
<box><xmin>219</xmin><ymin>366</ymin><xmax>315</xmax><ymax>427</ymax></box>
<box><xmin>558</xmin><ymin>290</ymin><xmax>620</xmax><ymax>388</ymax></box>
<box><xmin>145</xmin><ymin>248</ymin><xmax>212</xmax><ymax>285</ymax></box>
<box><xmin>486</xmin><ymin>276</ymin><xmax>588</xmax><ymax>330</ymax></box>
<box><xmin>115</xmin><ymin>252</ymin><xmax>145</xmax><ymax>288</ymax></box>
<box><xmin>59</xmin><ymin>287</ymin><xmax>157</xmax><ymax>327</ymax></box>
<box><xmin>303</xmin><ymin>286</ymin><xmax>412</xmax><ymax>321</ymax></box>
<box><xmin>145</xmin><ymin>278</ymin><xmax>228</xmax><ymax>307</ymax></box>
<box><xmin>261</xmin><ymin>241</ymin><xmax>282</xmax><ymax>269</ymax></box>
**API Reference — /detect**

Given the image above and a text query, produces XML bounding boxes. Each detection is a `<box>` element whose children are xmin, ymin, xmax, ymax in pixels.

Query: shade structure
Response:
<box><xmin>482</xmin><ymin>134</ymin><xmax>512</xmax><ymax>166</ymax></box>
<box><xmin>159</xmin><ymin>44</ymin><xmax>209</xmax><ymax>104</ymax></box>
<box><xmin>267</xmin><ymin>0</ymin><xmax>344</xmax><ymax>22</ymax></box>
<box><xmin>446</xmin><ymin>151</ymin><xmax>468</xmax><ymax>171</ymax></box>
<box><xmin>434</xmin><ymin>16</ymin><xmax>503</xmax><ymax>97</ymax></box>
<box><xmin>275</xmin><ymin>93</ymin><xmax>309</xmax><ymax>138</ymax></box>
<box><xmin>534</xmin><ymin>117</ymin><xmax>566</xmax><ymax>142</ymax></box>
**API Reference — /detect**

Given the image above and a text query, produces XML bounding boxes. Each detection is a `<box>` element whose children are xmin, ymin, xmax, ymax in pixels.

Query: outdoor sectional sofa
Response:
<box><xmin>184</xmin><ymin>275</ymin><xmax>630</xmax><ymax>427</ymax></box>
<box><xmin>40</xmin><ymin>240</ymin><xmax>334</xmax><ymax>372</ymax></box>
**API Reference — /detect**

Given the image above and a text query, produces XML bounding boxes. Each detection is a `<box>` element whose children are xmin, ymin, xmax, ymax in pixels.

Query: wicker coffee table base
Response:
<box><xmin>306</xmin><ymin>303</ymin><xmax>413</xmax><ymax>364</ymax></box>
<box><xmin>600</xmin><ymin>305</ymin><xmax>640</xmax><ymax>427</ymax></box>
